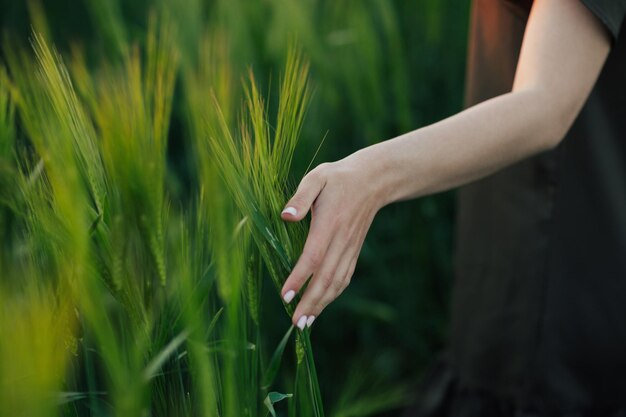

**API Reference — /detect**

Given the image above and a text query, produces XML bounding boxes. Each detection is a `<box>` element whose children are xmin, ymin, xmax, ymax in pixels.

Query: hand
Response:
<box><xmin>280</xmin><ymin>152</ymin><xmax>387</xmax><ymax>329</ymax></box>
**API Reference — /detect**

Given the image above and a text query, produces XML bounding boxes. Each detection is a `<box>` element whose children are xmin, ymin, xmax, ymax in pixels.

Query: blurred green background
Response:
<box><xmin>0</xmin><ymin>0</ymin><xmax>469</xmax><ymax>415</ymax></box>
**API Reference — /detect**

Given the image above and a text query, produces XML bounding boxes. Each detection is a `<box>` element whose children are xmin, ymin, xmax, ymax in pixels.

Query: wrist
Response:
<box><xmin>347</xmin><ymin>144</ymin><xmax>398</xmax><ymax>209</ymax></box>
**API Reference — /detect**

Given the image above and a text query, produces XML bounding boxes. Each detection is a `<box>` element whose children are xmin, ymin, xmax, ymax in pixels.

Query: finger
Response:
<box><xmin>280</xmin><ymin>211</ymin><xmax>334</xmax><ymax>303</ymax></box>
<box><xmin>334</xmin><ymin>218</ymin><xmax>369</xmax><ymax>293</ymax></box>
<box><xmin>281</xmin><ymin>165</ymin><xmax>327</xmax><ymax>222</ymax></box>
<box><xmin>315</xmin><ymin>229</ymin><xmax>364</xmax><ymax>313</ymax></box>
<box><xmin>291</xmin><ymin>234</ymin><xmax>348</xmax><ymax>328</ymax></box>
<box><xmin>305</xmin><ymin>261</ymin><xmax>350</xmax><ymax>327</ymax></box>
<box><xmin>336</xmin><ymin>226</ymin><xmax>367</xmax><ymax>293</ymax></box>
<box><xmin>337</xmin><ymin>254</ymin><xmax>358</xmax><ymax>295</ymax></box>
<box><xmin>303</xmin><ymin>255</ymin><xmax>355</xmax><ymax>329</ymax></box>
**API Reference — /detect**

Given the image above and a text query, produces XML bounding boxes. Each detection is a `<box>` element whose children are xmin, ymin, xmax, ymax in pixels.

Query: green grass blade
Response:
<box><xmin>262</xmin><ymin>324</ymin><xmax>295</xmax><ymax>390</ymax></box>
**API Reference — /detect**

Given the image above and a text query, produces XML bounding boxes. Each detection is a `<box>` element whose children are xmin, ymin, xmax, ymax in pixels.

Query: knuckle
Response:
<box><xmin>337</xmin><ymin>265</ymin><xmax>356</xmax><ymax>295</ymax></box>
<box><xmin>315</xmin><ymin>297</ymin><xmax>331</xmax><ymax>313</ymax></box>
<box><xmin>319</xmin><ymin>274</ymin><xmax>334</xmax><ymax>290</ymax></box>
<box><xmin>344</xmin><ymin>275</ymin><xmax>352</xmax><ymax>288</ymax></box>
<box><xmin>347</xmin><ymin>264</ymin><xmax>356</xmax><ymax>281</ymax></box>
<box><xmin>311</xmin><ymin>305</ymin><xmax>323</xmax><ymax>317</ymax></box>
<box><xmin>330</xmin><ymin>275</ymin><xmax>343</xmax><ymax>292</ymax></box>
<box><xmin>308</xmin><ymin>163</ymin><xmax>331</xmax><ymax>181</ymax></box>
<box><xmin>339</xmin><ymin>277</ymin><xmax>351</xmax><ymax>293</ymax></box>
<box><xmin>306</xmin><ymin>249</ymin><xmax>324</xmax><ymax>269</ymax></box>
<box><xmin>314</xmin><ymin>162</ymin><xmax>330</xmax><ymax>173</ymax></box>
<box><xmin>305</xmin><ymin>169</ymin><xmax>321</xmax><ymax>184</ymax></box>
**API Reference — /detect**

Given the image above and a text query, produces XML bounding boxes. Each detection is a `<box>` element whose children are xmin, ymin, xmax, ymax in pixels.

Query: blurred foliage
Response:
<box><xmin>0</xmin><ymin>0</ymin><xmax>469</xmax><ymax>416</ymax></box>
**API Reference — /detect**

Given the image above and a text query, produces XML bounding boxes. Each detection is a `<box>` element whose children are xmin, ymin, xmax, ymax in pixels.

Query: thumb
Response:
<box><xmin>281</xmin><ymin>166</ymin><xmax>327</xmax><ymax>222</ymax></box>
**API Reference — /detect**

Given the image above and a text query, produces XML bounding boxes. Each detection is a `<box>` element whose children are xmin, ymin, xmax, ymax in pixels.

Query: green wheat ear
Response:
<box><xmin>79</xmin><ymin>14</ymin><xmax>178</xmax><ymax>296</ymax></box>
<box><xmin>31</xmin><ymin>33</ymin><xmax>107</xmax><ymax>216</ymax></box>
<box><xmin>203</xmin><ymin>43</ymin><xmax>326</xmax><ymax>417</ymax></box>
<box><xmin>246</xmin><ymin>251</ymin><xmax>261</xmax><ymax>326</ymax></box>
<box><xmin>206</xmin><ymin>45</ymin><xmax>312</xmax><ymax>291</ymax></box>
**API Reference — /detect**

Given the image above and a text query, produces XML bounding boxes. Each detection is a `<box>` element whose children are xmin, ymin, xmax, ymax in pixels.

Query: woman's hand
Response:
<box><xmin>280</xmin><ymin>151</ymin><xmax>388</xmax><ymax>329</ymax></box>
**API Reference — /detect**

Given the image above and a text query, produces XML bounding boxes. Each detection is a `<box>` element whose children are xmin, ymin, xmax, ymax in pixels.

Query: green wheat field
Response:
<box><xmin>0</xmin><ymin>1</ymin><xmax>468</xmax><ymax>416</ymax></box>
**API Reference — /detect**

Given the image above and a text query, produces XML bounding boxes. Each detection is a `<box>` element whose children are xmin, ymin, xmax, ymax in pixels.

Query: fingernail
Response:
<box><xmin>296</xmin><ymin>315</ymin><xmax>307</xmax><ymax>330</ymax></box>
<box><xmin>282</xmin><ymin>206</ymin><xmax>297</xmax><ymax>216</ymax></box>
<box><xmin>283</xmin><ymin>290</ymin><xmax>295</xmax><ymax>303</ymax></box>
<box><xmin>306</xmin><ymin>315</ymin><xmax>315</xmax><ymax>328</ymax></box>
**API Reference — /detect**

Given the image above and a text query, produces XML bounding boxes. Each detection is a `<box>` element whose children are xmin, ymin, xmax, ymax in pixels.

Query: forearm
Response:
<box><xmin>355</xmin><ymin>0</ymin><xmax>610</xmax><ymax>207</ymax></box>
<box><xmin>359</xmin><ymin>88</ymin><xmax>568</xmax><ymax>205</ymax></box>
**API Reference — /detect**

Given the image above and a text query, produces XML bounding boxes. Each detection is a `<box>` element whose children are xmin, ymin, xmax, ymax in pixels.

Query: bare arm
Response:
<box><xmin>368</xmin><ymin>0</ymin><xmax>610</xmax><ymax>203</ymax></box>
<box><xmin>280</xmin><ymin>0</ymin><xmax>611</xmax><ymax>329</ymax></box>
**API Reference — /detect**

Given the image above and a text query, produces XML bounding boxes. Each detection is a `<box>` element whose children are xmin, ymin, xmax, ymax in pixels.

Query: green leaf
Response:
<box><xmin>205</xmin><ymin>307</ymin><xmax>224</xmax><ymax>339</ymax></box>
<box><xmin>264</xmin><ymin>391</ymin><xmax>293</xmax><ymax>417</ymax></box>
<box><xmin>247</xmin><ymin>197</ymin><xmax>292</xmax><ymax>272</ymax></box>
<box><xmin>56</xmin><ymin>391</ymin><xmax>105</xmax><ymax>405</ymax></box>
<box><xmin>262</xmin><ymin>324</ymin><xmax>294</xmax><ymax>389</ymax></box>
<box><xmin>143</xmin><ymin>330</ymin><xmax>189</xmax><ymax>381</ymax></box>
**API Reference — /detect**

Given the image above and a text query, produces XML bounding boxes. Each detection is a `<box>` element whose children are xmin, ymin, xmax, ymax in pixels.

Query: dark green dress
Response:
<box><xmin>408</xmin><ymin>0</ymin><xmax>626</xmax><ymax>415</ymax></box>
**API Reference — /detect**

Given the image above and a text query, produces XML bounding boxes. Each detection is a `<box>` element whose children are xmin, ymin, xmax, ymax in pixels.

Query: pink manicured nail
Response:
<box><xmin>283</xmin><ymin>290</ymin><xmax>295</xmax><ymax>303</ymax></box>
<box><xmin>296</xmin><ymin>315</ymin><xmax>307</xmax><ymax>330</ymax></box>
<box><xmin>306</xmin><ymin>316</ymin><xmax>315</xmax><ymax>328</ymax></box>
<box><xmin>282</xmin><ymin>206</ymin><xmax>297</xmax><ymax>216</ymax></box>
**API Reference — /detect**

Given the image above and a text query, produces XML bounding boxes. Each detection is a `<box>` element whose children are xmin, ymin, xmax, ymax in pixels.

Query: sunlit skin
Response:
<box><xmin>280</xmin><ymin>0</ymin><xmax>611</xmax><ymax>329</ymax></box>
